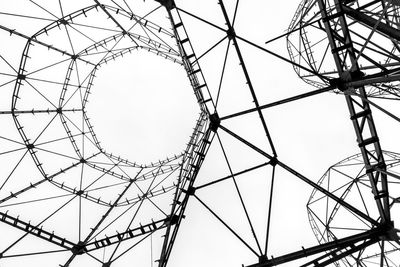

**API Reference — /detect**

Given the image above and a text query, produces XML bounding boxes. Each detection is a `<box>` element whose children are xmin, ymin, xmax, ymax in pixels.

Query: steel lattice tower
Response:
<box><xmin>0</xmin><ymin>0</ymin><xmax>400</xmax><ymax>266</ymax></box>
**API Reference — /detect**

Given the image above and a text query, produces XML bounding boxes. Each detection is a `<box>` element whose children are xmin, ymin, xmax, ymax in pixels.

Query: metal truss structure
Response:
<box><xmin>308</xmin><ymin>151</ymin><xmax>400</xmax><ymax>266</ymax></box>
<box><xmin>0</xmin><ymin>0</ymin><xmax>399</xmax><ymax>266</ymax></box>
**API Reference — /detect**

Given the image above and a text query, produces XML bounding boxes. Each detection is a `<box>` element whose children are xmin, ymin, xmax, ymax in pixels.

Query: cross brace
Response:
<box><xmin>318</xmin><ymin>0</ymin><xmax>391</xmax><ymax>223</ymax></box>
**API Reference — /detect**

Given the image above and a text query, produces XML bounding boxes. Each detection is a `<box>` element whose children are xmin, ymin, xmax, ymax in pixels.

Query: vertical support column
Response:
<box><xmin>155</xmin><ymin>0</ymin><xmax>215</xmax><ymax>114</ymax></box>
<box><xmin>153</xmin><ymin>1</ymin><xmax>215</xmax><ymax>266</ymax></box>
<box><xmin>317</xmin><ymin>0</ymin><xmax>391</xmax><ymax>224</ymax></box>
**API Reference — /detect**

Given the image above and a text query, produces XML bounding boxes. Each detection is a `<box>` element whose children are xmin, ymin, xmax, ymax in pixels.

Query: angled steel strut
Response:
<box><xmin>154</xmin><ymin>1</ymin><xmax>215</xmax><ymax>266</ymax></box>
<box><xmin>317</xmin><ymin>0</ymin><xmax>391</xmax><ymax>225</ymax></box>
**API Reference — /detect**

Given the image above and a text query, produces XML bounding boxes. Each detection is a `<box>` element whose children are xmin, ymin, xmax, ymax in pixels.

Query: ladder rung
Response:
<box><xmin>332</xmin><ymin>43</ymin><xmax>351</xmax><ymax>53</ymax></box>
<box><xmin>374</xmin><ymin>191</ymin><xmax>389</xmax><ymax>200</ymax></box>
<box><xmin>189</xmin><ymin>69</ymin><xmax>201</xmax><ymax>75</ymax></box>
<box><xmin>195</xmin><ymin>84</ymin><xmax>206</xmax><ymax>91</ymax></box>
<box><xmin>350</xmin><ymin>109</ymin><xmax>371</xmax><ymax>120</ymax></box>
<box><xmin>180</xmin><ymin>38</ymin><xmax>189</xmax><ymax>44</ymax></box>
<box><xmin>322</xmin><ymin>11</ymin><xmax>344</xmax><ymax>22</ymax></box>
<box><xmin>359</xmin><ymin>136</ymin><xmax>379</xmax><ymax>147</ymax></box>
<box><xmin>174</xmin><ymin>22</ymin><xmax>183</xmax><ymax>28</ymax></box>
<box><xmin>203</xmin><ymin>138</ymin><xmax>211</xmax><ymax>144</ymax></box>
<box><xmin>366</xmin><ymin>161</ymin><xmax>386</xmax><ymax>173</ymax></box>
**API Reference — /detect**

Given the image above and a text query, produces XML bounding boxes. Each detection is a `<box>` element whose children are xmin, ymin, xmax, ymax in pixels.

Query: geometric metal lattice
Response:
<box><xmin>1</xmin><ymin>1</ymin><xmax>209</xmax><ymax>266</ymax></box>
<box><xmin>1</xmin><ymin>0</ymin><xmax>400</xmax><ymax>267</ymax></box>
<box><xmin>309</xmin><ymin>151</ymin><xmax>400</xmax><ymax>266</ymax></box>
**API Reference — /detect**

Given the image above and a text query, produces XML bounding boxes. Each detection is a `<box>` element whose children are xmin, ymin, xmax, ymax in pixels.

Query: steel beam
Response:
<box><xmin>85</xmin><ymin>217</ymin><xmax>173</xmax><ymax>251</ymax></box>
<box><xmin>246</xmin><ymin>225</ymin><xmax>386</xmax><ymax>267</ymax></box>
<box><xmin>0</xmin><ymin>211</ymin><xmax>75</xmax><ymax>251</ymax></box>
<box><xmin>155</xmin><ymin>1</ymin><xmax>215</xmax><ymax>265</ymax></box>
<box><xmin>342</xmin><ymin>5</ymin><xmax>400</xmax><ymax>42</ymax></box>
<box><xmin>318</xmin><ymin>0</ymin><xmax>391</xmax><ymax>224</ymax></box>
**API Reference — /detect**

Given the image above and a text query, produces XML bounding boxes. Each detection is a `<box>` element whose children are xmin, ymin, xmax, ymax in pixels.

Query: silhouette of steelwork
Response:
<box><xmin>0</xmin><ymin>0</ymin><xmax>399</xmax><ymax>266</ymax></box>
<box><xmin>308</xmin><ymin>151</ymin><xmax>400</xmax><ymax>266</ymax></box>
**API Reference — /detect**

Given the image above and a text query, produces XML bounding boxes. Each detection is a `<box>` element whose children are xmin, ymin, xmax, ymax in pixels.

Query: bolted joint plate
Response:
<box><xmin>154</xmin><ymin>0</ymin><xmax>175</xmax><ymax>10</ymax></box>
<box><xmin>380</xmin><ymin>221</ymin><xmax>400</xmax><ymax>241</ymax></box>
<box><xmin>71</xmin><ymin>241</ymin><xmax>87</xmax><ymax>255</ymax></box>
<box><xmin>168</xmin><ymin>214</ymin><xmax>180</xmax><ymax>225</ymax></box>
<box><xmin>329</xmin><ymin>70</ymin><xmax>365</xmax><ymax>92</ymax></box>
<box><xmin>209</xmin><ymin>113</ymin><xmax>220</xmax><ymax>132</ymax></box>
